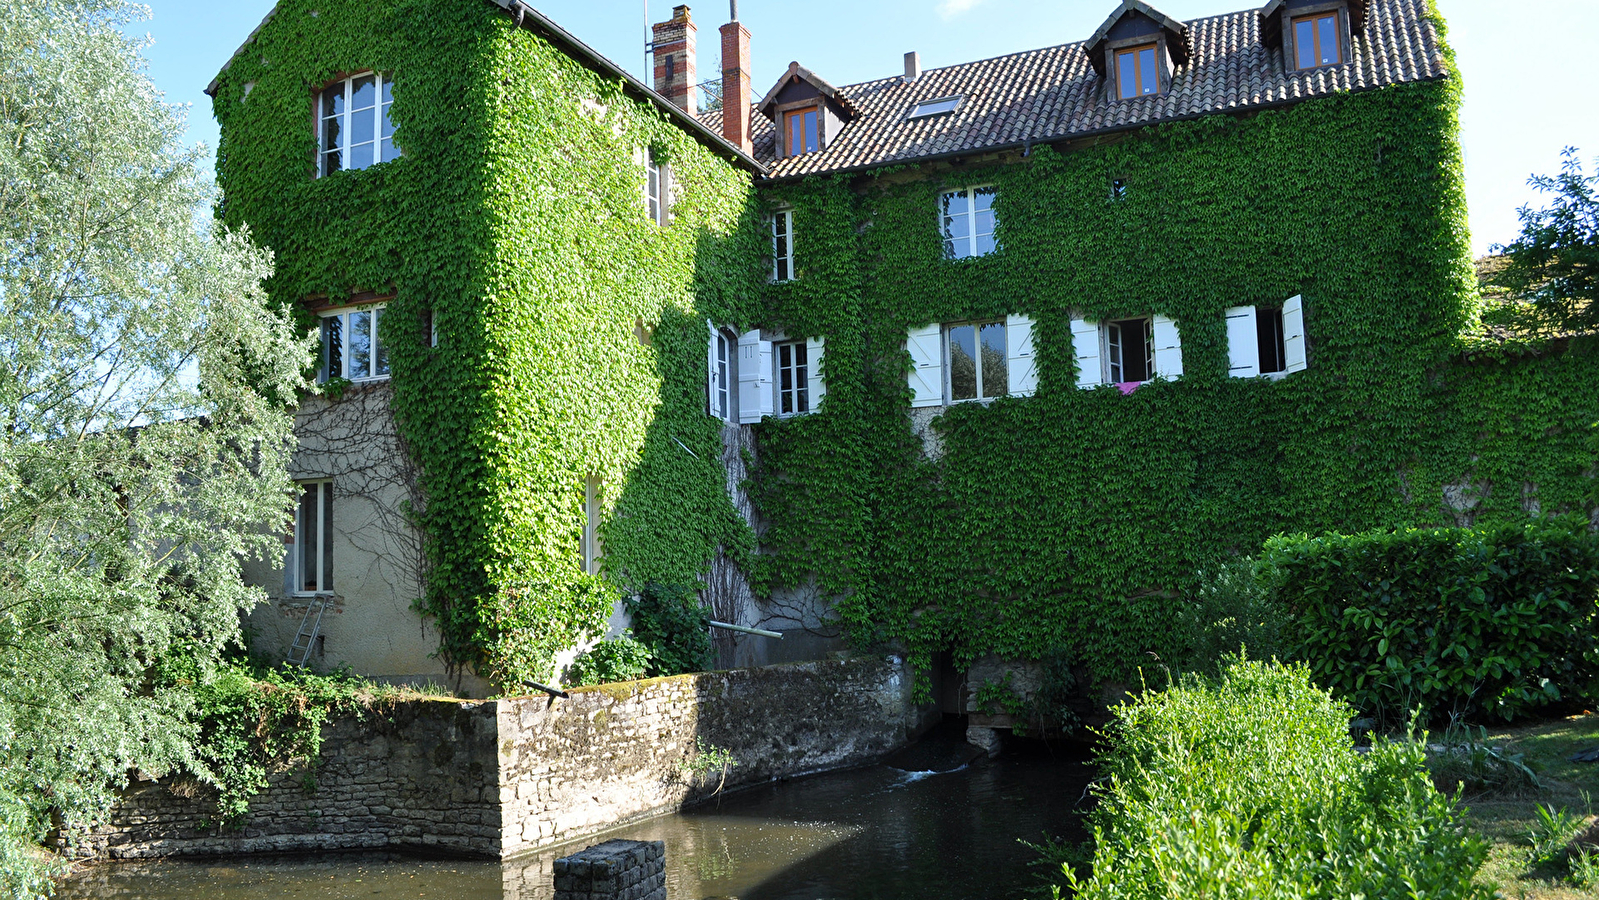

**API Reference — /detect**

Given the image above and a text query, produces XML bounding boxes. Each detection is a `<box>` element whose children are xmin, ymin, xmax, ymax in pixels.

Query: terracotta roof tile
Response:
<box><xmin>700</xmin><ymin>0</ymin><xmax>1446</xmax><ymax>181</ymax></box>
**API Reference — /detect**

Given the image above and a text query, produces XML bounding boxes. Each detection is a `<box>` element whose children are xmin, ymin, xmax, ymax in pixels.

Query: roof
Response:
<box><xmin>205</xmin><ymin>0</ymin><xmax>766</xmax><ymax>174</ymax></box>
<box><xmin>710</xmin><ymin>0</ymin><xmax>1447</xmax><ymax>183</ymax></box>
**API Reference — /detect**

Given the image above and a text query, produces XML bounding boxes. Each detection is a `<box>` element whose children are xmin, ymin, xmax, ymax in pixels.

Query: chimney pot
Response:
<box><xmin>904</xmin><ymin>51</ymin><xmax>921</xmax><ymax>83</ymax></box>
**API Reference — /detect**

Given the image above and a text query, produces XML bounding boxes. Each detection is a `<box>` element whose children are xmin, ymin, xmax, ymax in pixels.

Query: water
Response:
<box><xmin>59</xmin><ymin>730</ymin><xmax>1092</xmax><ymax>900</ymax></box>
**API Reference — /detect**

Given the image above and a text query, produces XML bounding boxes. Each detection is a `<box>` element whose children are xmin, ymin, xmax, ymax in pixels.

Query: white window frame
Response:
<box><xmin>290</xmin><ymin>480</ymin><xmax>333</xmax><ymax>597</ymax></box>
<box><xmin>771</xmin><ymin>209</ymin><xmax>795</xmax><ymax>282</ymax></box>
<box><xmin>940</xmin><ymin>186</ymin><xmax>997</xmax><ymax>260</ymax></box>
<box><xmin>318</xmin><ymin>303</ymin><xmax>390</xmax><ymax>384</ymax></box>
<box><xmin>646</xmin><ymin>152</ymin><xmax>669</xmax><ymax>226</ymax></box>
<box><xmin>581</xmin><ymin>476</ymin><xmax>602</xmax><ymax>576</ymax></box>
<box><xmin>774</xmin><ymin>339</ymin><xmax>811</xmax><ymax>417</ymax></box>
<box><xmin>708</xmin><ymin>323</ymin><xmax>735</xmax><ymax>423</ymax></box>
<box><xmin>318</xmin><ymin>71</ymin><xmax>397</xmax><ymax>178</ymax></box>
<box><xmin>944</xmin><ymin>319</ymin><xmax>1009</xmax><ymax>403</ymax></box>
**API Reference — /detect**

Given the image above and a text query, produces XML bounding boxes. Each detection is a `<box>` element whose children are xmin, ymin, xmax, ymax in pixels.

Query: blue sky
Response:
<box><xmin>140</xmin><ymin>0</ymin><xmax>1596</xmax><ymax>256</ymax></box>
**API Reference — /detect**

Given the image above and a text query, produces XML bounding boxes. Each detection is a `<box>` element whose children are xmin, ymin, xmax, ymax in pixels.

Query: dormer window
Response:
<box><xmin>1116</xmin><ymin>44</ymin><xmax>1161</xmax><ymax>99</ymax></box>
<box><xmin>784</xmin><ymin>107</ymin><xmax>819</xmax><ymax>156</ymax></box>
<box><xmin>318</xmin><ymin>72</ymin><xmax>397</xmax><ymax>177</ymax></box>
<box><xmin>1293</xmin><ymin>11</ymin><xmax>1341</xmax><ymax>68</ymax></box>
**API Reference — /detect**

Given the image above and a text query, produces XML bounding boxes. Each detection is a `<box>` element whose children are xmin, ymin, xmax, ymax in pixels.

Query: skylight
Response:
<box><xmin>909</xmin><ymin>95</ymin><xmax>962</xmax><ymax>118</ymax></box>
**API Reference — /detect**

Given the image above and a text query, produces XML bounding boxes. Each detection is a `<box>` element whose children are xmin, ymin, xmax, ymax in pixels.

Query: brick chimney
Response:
<box><xmin>652</xmin><ymin>5</ymin><xmax>697</xmax><ymax>115</ymax></box>
<box><xmin>720</xmin><ymin>2</ymin><xmax>752</xmax><ymax>154</ymax></box>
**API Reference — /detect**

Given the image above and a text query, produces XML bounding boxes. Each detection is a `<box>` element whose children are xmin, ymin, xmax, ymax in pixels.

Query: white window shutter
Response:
<box><xmin>1152</xmin><ymin>314</ymin><xmax>1183</xmax><ymax>380</ymax></box>
<box><xmin>806</xmin><ymin>337</ymin><xmax>826</xmax><ymax>410</ymax></box>
<box><xmin>1283</xmin><ymin>294</ymin><xmax>1307</xmax><ymax>374</ymax></box>
<box><xmin>1071</xmin><ymin>316</ymin><xmax>1102</xmax><ymax>389</ymax></box>
<box><xmin>1005</xmin><ymin>314</ymin><xmax>1037</xmax><ymax>397</ymax></box>
<box><xmin>1225</xmin><ymin>306</ymin><xmax>1259</xmax><ymax>378</ymax></box>
<box><xmin>758</xmin><ymin>340</ymin><xmax>775</xmax><ymax>418</ymax></box>
<box><xmin>737</xmin><ymin>330</ymin><xmax>766</xmax><ymax>424</ymax></box>
<box><xmin>706</xmin><ymin>320</ymin><xmax>720</xmax><ymax>419</ymax></box>
<box><xmin>906</xmin><ymin>323</ymin><xmax>944</xmax><ymax>408</ymax></box>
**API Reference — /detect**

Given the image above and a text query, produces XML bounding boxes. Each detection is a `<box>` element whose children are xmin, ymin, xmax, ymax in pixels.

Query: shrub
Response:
<box><xmin>624</xmin><ymin>583</ymin><xmax>714</xmax><ymax>677</ymax></box>
<box><xmin>1058</xmin><ymin>659</ymin><xmax>1491</xmax><ymax>900</ymax></box>
<box><xmin>1264</xmin><ymin>519</ymin><xmax>1599</xmax><ymax>724</ymax></box>
<box><xmin>1177</xmin><ymin>557</ymin><xmax>1289</xmax><ymax>674</ymax></box>
<box><xmin>564</xmin><ymin>634</ymin><xmax>652</xmax><ymax>687</ymax></box>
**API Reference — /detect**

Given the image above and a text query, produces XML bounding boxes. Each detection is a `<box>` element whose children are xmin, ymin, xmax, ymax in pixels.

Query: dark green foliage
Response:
<box><xmin>1490</xmin><ymin>148</ymin><xmax>1599</xmax><ymax>336</ymax></box>
<box><xmin>1265</xmin><ymin>519</ymin><xmax>1599</xmax><ymax>724</ymax></box>
<box><xmin>192</xmin><ymin>665</ymin><xmax>376</xmax><ymax>822</ymax></box>
<box><xmin>564</xmin><ymin>634</ymin><xmax>653</xmax><ymax>687</ymax></box>
<box><xmin>1178</xmin><ymin>558</ymin><xmax>1290</xmax><ymax>674</ymax></box>
<box><xmin>209</xmin><ymin>0</ymin><xmax>762</xmax><ymax>688</ymax></box>
<box><xmin>1060</xmin><ymin>659</ymin><xmax>1492</xmax><ymax>900</ymax></box>
<box><xmin>624</xmin><ymin>583</ymin><xmax>714</xmax><ymax>677</ymax></box>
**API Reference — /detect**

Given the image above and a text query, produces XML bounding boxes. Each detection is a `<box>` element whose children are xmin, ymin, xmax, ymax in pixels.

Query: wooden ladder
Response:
<box><xmin>287</xmin><ymin>596</ymin><xmax>328</xmax><ymax>667</ymax></box>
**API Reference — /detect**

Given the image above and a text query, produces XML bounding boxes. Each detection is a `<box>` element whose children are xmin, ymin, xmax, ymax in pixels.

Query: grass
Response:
<box><xmin>1437</xmin><ymin>713</ymin><xmax>1599</xmax><ymax>899</ymax></box>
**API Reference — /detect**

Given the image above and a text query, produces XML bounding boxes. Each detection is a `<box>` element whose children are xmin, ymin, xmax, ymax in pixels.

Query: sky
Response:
<box><xmin>138</xmin><ymin>0</ymin><xmax>1597</xmax><ymax>257</ymax></box>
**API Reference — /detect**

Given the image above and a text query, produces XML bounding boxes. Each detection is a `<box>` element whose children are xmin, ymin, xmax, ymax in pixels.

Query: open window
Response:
<box><xmin>317</xmin><ymin>72</ymin><xmax>397</xmax><ymax>177</ymax></box>
<box><xmin>1071</xmin><ymin>313</ymin><xmax>1182</xmax><ymax>389</ymax></box>
<box><xmin>707</xmin><ymin>322</ymin><xmax>736</xmax><ymax>423</ymax></box>
<box><xmin>318</xmin><ymin>304</ymin><xmax>390</xmax><ymax>383</ymax></box>
<box><xmin>907</xmin><ymin>315</ymin><xmax>1036</xmax><ymax>407</ymax></box>
<box><xmin>708</xmin><ymin>325</ymin><xmax>826</xmax><ymax>422</ymax></box>
<box><xmin>1225</xmin><ymin>296</ymin><xmax>1307</xmax><ymax>378</ymax></box>
<box><xmin>289</xmin><ymin>480</ymin><xmax>334</xmax><ymax>596</ymax></box>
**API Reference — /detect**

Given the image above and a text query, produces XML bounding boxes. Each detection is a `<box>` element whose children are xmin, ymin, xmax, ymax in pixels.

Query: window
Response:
<box><xmin>1116</xmin><ymin>44</ymin><xmax>1160</xmax><ymax>99</ymax></box>
<box><xmin>1225</xmin><ymin>298</ymin><xmax>1306</xmax><ymax>377</ymax></box>
<box><xmin>941</xmin><ymin>186</ymin><xmax>997</xmax><ymax>259</ymax></box>
<box><xmin>318</xmin><ymin>72</ymin><xmax>397</xmax><ymax>177</ymax></box>
<box><xmin>581</xmin><ymin>477</ymin><xmax>602</xmax><ymax>576</ymax></box>
<box><xmin>775</xmin><ymin>340</ymin><xmax>810</xmax><ymax>416</ymax></box>
<box><xmin>319</xmin><ymin>305</ymin><xmax>390</xmax><ymax>383</ymax></box>
<box><xmin>771</xmin><ymin>210</ymin><xmax>795</xmax><ymax>282</ymax></box>
<box><xmin>784</xmin><ymin>107</ymin><xmax>819</xmax><ymax>156</ymax></box>
<box><xmin>1294</xmin><ymin>12</ymin><xmax>1341</xmax><ymax>68</ymax></box>
<box><xmin>907</xmin><ymin>316</ymin><xmax>1035</xmax><ymax>407</ymax></box>
<box><xmin>292</xmin><ymin>481</ymin><xmax>333</xmax><ymax>595</ymax></box>
<box><xmin>947</xmin><ymin>321</ymin><xmax>1008</xmax><ymax>402</ymax></box>
<box><xmin>909</xmin><ymin>96</ymin><xmax>962</xmax><ymax>118</ymax></box>
<box><xmin>709</xmin><ymin>326</ymin><xmax>733</xmax><ymax>422</ymax></box>
<box><xmin>1072</xmin><ymin>314</ymin><xmax>1182</xmax><ymax>389</ymax></box>
<box><xmin>646</xmin><ymin>152</ymin><xmax>668</xmax><ymax>226</ymax></box>
<box><xmin>1110</xmin><ymin>177</ymin><xmax>1129</xmax><ymax>201</ymax></box>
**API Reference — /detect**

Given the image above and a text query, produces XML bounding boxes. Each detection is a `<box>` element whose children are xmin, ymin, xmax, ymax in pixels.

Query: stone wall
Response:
<box><xmin>61</xmin><ymin>655</ymin><xmax>916</xmax><ymax>861</ymax></box>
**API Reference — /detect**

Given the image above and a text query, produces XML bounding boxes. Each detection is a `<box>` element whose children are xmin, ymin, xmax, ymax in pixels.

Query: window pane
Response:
<box><xmin>380</xmin><ymin>102</ymin><xmax>395</xmax><ymax>139</ymax></box>
<box><xmin>351</xmin><ymin>75</ymin><xmax>376</xmax><ymax>111</ymax></box>
<box><xmin>1108</xmin><ymin>323</ymin><xmax>1123</xmax><ymax>383</ymax></box>
<box><xmin>1138</xmin><ymin>47</ymin><xmax>1158</xmax><ymax>95</ymax></box>
<box><xmin>804</xmin><ymin>110</ymin><xmax>818</xmax><ymax>153</ymax></box>
<box><xmin>373</xmin><ymin>308</ymin><xmax>389</xmax><ymax>376</ymax></box>
<box><xmin>322</xmin><ymin>112</ymin><xmax>343</xmax><ymax>150</ymax></box>
<box><xmin>1118</xmin><ymin>50</ymin><xmax>1137</xmax><ymax>99</ymax></box>
<box><xmin>350</xmin><ymin>142</ymin><xmax>374</xmax><ymax>170</ymax></box>
<box><xmin>380</xmin><ymin>137</ymin><xmax>399</xmax><ymax>163</ymax></box>
<box><xmin>322</xmin><ymin>482</ymin><xmax>334</xmax><ymax>592</ymax></box>
<box><xmin>1295</xmin><ymin>19</ymin><xmax>1317</xmax><ymax>68</ymax></box>
<box><xmin>948</xmin><ymin>325</ymin><xmax>977</xmax><ymax>401</ymax></box>
<box><xmin>381</xmin><ymin>77</ymin><xmax>393</xmax><ymax>105</ymax></box>
<box><xmin>716</xmin><ymin>335</ymin><xmax>729</xmax><ymax>419</ymax></box>
<box><xmin>1318</xmin><ymin>14</ymin><xmax>1339</xmax><ymax>64</ymax></box>
<box><xmin>321</xmin><ymin>315</ymin><xmax>342</xmax><ymax>380</ymax></box>
<box><xmin>793</xmin><ymin>343</ymin><xmax>808</xmax><ymax>413</ymax></box>
<box><xmin>349</xmin><ymin>311</ymin><xmax>372</xmax><ymax>379</ymax></box>
<box><xmin>299</xmin><ymin>483</ymin><xmax>319</xmax><ymax>592</ymax></box>
<box><xmin>323</xmin><ymin>85</ymin><xmax>345</xmax><ymax>118</ymax></box>
<box><xmin>974</xmin><ymin>188</ymin><xmax>996</xmax><ymax>255</ymax></box>
<box><xmin>980</xmin><ymin>322</ymin><xmax>1007</xmax><ymax>398</ymax></box>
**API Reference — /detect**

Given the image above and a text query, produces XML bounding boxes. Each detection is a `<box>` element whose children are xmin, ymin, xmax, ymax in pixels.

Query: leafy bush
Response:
<box><xmin>1058</xmin><ymin>658</ymin><xmax>1491</xmax><ymax>900</ymax></box>
<box><xmin>1178</xmin><ymin>557</ymin><xmax>1289</xmax><ymax>674</ymax></box>
<box><xmin>564</xmin><ymin>634</ymin><xmax>653</xmax><ymax>687</ymax></box>
<box><xmin>1264</xmin><ymin>519</ymin><xmax>1599</xmax><ymax>724</ymax></box>
<box><xmin>624</xmin><ymin>583</ymin><xmax>714</xmax><ymax>677</ymax></box>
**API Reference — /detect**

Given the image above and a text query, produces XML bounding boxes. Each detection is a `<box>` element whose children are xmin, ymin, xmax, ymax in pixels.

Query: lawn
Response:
<box><xmin>1440</xmin><ymin>714</ymin><xmax>1599</xmax><ymax>899</ymax></box>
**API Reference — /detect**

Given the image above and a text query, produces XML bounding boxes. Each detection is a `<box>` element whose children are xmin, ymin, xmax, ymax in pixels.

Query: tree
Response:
<box><xmin>1490</xmin><ymin>147</ymin><xmax>1599</xmax><ymax>337</ymax></box>
<box><xmin>0</xmin><ymin>0</ymin><xmax>308</xmax><ymax>891</ymax></box>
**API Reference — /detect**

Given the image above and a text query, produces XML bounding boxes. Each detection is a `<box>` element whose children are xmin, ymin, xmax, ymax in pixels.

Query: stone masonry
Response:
<box><xmin>62</xmin><ymin>654</ymin><xmax>917</xmax><ymax>860</ymax></box>
<box><xmin>554</xmin><ymin>840</ymin><xmax>666</xmax><ymax>900</ymax></box>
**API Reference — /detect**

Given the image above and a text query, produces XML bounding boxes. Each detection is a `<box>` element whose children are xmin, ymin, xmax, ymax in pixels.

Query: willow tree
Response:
<box><xmin>0</xmin><ymin>0</ymin><xmax>307</xmax><ymax>889</ymax></box>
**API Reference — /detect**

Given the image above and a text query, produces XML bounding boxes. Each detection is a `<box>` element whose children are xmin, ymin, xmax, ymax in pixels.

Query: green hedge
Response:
<box><xmin>1265</xmin><ymin>520</ymin><xmax>1599</xmax><ymax>723</ymax></box>
<box><xmin>1061</xmin><ymin>659</ymin><xmax>1490</xmax><ymax>900</ymax></box>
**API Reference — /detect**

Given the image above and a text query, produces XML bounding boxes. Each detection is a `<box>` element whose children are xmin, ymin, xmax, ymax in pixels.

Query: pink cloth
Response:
<box><xmin>1116</xmin><ymin>382</ymin><xmax>1141</xmax><ymax>395</ymax></box>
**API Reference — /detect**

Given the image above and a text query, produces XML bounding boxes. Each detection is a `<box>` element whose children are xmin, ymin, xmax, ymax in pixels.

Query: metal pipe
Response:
<box><xmin>523</xmin><ymin>680</ymin><xmax>570</xmax><ymax>699</ymax></box>
<box><xmin>708</xmin><ymin>620</ymin><xmax>784</xmax><ymax>639</ymax></box>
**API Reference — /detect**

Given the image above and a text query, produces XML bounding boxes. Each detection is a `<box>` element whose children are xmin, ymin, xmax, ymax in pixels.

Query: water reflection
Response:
<box><xmin>60</xmin><ymin>737</ymin><xmax>1091</xmax><ymax>900</ymax></box>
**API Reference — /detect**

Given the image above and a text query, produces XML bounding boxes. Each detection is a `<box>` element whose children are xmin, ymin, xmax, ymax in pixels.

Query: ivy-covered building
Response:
<box><xmin>210</xmin><ymin>0</ymin><xmax>1598</xmax><ymax>696</ymax></box>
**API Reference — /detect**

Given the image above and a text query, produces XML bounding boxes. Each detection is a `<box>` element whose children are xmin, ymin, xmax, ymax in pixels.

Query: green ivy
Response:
<box><xmin>209</xmin><ymin>0</ymin><xmax>763</xmax><ymax>687</ymax></box>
